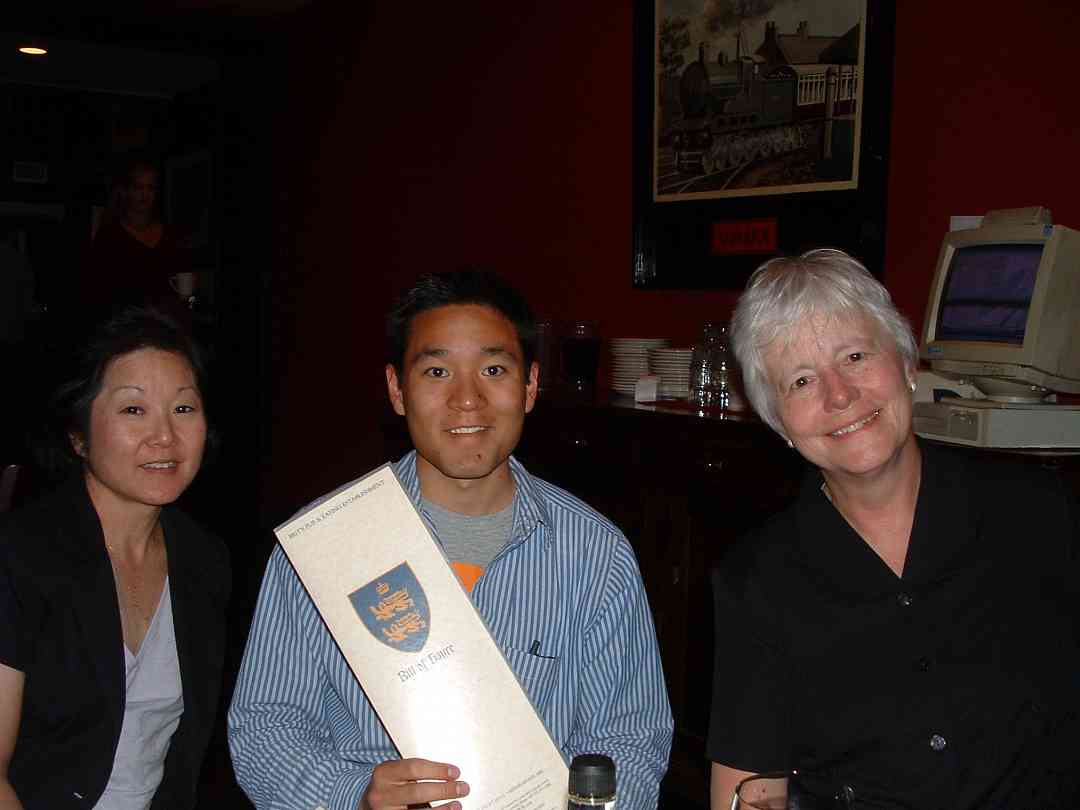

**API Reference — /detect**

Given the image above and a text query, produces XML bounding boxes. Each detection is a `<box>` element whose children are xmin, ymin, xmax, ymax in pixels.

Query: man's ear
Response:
<box><xmin>524</xmin><ymin>361</ymin><xmax>539</xmax><ymax>414</ymax></box>
<box><xmin>385</xmin><ymin>364</ymin><xmax>407</xmax><ymax>416</ymax></box>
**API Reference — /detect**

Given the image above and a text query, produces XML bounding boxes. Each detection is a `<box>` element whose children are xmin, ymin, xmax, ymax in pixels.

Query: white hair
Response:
<box><xmin>730</xmin><ymin>248</ymin><xmax>918</xmax><ymax>437</ymax></box>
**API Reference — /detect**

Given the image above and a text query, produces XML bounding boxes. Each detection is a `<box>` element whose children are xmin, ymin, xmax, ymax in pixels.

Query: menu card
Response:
<box><xmin>275</xmin><ymin>463</ymin><xmax>569</xmax><ymax>810</ymax></box>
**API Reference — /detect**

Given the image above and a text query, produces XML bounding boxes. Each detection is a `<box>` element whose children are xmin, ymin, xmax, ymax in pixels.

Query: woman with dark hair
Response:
<box><xmin>0</xmin><ymin>306</ymin><xmax>230</xmax><ymax>809</ymax></box>
<box><xmin>84</xmin><ymin>156</ymin><xmax>194</xmax><ymax>315</ymax></box>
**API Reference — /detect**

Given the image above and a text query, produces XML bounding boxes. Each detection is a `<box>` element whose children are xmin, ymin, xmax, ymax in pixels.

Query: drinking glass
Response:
<box><xmin>731</xmin><ymin>773</ymin><xmax>788</xmax><ymax>810</ymax></box>
<box><xmin>169</xmin><ymin>272</ymin><xmax>197</xmax><ymax>298</ymax></box>
<box><xmin>731</xmin><ymin>772</ymin><xmax>850</xmax><ymax>810</ymax></box>
<box><xmin>535</xmin><ymin>320</ymin><xmax>558</xmax><ymax>394</ymax></box>
<box><xmin>561</xmin><ymin>320</ymin><xmax>600</xmax><ymax>394</ymax></box>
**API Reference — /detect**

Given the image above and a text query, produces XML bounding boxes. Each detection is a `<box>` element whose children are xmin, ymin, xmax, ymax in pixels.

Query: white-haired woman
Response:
<box><xmin>708</xmin><ymin>249</ymin><xmax>1080</xmax><ymax>809</ymax></box>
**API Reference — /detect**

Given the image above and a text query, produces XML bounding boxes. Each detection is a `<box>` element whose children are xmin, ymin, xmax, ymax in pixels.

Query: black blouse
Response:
<box><xmin>708</xmin><ymin>440</ymin><xmax>1080</xmax><ymax>809</ymax></box>
<box><xmin>0</xmin><ymin>477</ymin><xmax>230</xmax><ymax>809</ymax></box>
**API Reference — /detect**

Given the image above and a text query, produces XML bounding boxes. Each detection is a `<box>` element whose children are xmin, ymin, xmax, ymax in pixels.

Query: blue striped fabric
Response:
<box><xmin>228</xmin><ymin>452</ymin><xmax>673</xmax><ymax>810</ymax></box>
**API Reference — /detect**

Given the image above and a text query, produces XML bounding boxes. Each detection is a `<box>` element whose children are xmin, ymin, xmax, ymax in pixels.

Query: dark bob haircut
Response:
<box><xmin>385</xmin><ymin>268</ymin><xmax>537</xmax><ymax>373</ymax></box>
<box><xmin>39</xmin><ymin>306</ymin><xmax>216</xmax><ymax>476</ymax></box>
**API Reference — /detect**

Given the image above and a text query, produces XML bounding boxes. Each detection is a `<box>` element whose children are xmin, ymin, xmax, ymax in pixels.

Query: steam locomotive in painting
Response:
<box><xmin>668</xmin><ymin>21</ymin><xmax>859</xmax><ymax>176</ymax></box>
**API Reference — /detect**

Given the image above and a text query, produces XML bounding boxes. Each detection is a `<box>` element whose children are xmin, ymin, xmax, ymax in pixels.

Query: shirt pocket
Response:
<box><xmin>502</xmin><ymin>644</ymin><xmax>560</xmax><ymax>715</ymax></box>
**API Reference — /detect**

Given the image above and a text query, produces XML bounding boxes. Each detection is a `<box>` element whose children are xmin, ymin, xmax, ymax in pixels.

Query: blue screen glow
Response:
<box><xmin>937</xmin><ymin>243</ymin><xmax>1043</xmax><ymax>344</ymax></box>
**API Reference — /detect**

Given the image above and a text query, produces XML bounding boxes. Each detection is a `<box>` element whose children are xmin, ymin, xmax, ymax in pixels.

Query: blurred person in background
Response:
<box><xmin>84</xmin><ymin>155</ymin><xmax>193</xmax><ymax>317</ymax></box>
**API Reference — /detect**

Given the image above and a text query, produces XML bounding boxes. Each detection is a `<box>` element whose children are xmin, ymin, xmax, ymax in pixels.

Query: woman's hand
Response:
<box><xmin>0</xmin><ymin>662</ymin><xmax>25</xmax><ymax>809</ymax></box>
<box><xmin>359</xmin><ymin>758</ymin><xmax>468</xmax><ymax>810</ymax></box>
<box><xmin>710</xmin><ymin>762</ymin><xmax>758</xmax><ymax>810</ymax></box>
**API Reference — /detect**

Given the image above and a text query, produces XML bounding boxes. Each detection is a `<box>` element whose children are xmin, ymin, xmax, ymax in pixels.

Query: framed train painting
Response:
<box><xmin>632</xmin><ymin>0</ymin><xmax>895</xmax><ymax>288</ymax></box>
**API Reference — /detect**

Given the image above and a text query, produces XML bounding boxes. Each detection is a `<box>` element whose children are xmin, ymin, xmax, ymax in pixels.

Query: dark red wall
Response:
<box><xmin>885</xmin><ymin>2</ymin><xmax>1080</xmax><ymax>334</ymax></box>
<box><xmin>268</xmin><ymin>1</ymin><xmax>1080</xmax><ymax>510</ymax></box>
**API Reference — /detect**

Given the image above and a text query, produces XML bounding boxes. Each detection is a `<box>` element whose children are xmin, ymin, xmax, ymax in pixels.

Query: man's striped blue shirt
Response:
<box><xmin>228</xmin><ymin>452</ymin><xmax>673</xmax><ymax>810</ymax></box>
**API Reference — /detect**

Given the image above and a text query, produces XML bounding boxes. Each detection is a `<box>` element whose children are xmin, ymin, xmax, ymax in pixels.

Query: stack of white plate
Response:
<box><xmin>610</xmin><ymin>337</ymin><xmax>669</xmax><ymax>396</ymax></box>
<box><xmin>649</xmin><ymin>347</ymin><xmax>694</xmax><ymax>399</ymax></box>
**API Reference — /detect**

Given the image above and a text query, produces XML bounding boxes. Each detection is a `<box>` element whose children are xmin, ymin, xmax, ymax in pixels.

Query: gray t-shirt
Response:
<box><xmin>421</xmin><ymin>497</ymin><xmax>514</xmax><ymax>571</ymax></box>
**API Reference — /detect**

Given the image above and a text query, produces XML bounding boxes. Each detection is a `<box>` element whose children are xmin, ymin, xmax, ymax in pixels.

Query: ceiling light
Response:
<box><xmin>18</xmin><ymin>46</ymin><xmax>48</xmax><ymax>56</ymax></box>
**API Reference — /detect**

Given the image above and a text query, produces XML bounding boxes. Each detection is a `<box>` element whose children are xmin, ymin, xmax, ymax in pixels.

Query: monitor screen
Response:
<box><xmin>936</xmin><ymin>243</ymin><xmax>1043</xmax><ymax>344</ymax></box>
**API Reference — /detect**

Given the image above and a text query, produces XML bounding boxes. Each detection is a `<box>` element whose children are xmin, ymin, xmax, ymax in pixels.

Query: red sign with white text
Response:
<box><xmin>710</xmin><ymin>218</ymin><xmax>778</xmax><ymax>255</ymax></box>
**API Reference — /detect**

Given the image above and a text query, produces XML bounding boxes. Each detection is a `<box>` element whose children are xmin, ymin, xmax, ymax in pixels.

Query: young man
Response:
<box><xmin>228</xmin><ymin>270</ymin><xmax>673</xmax><ymax>810</ymax></box>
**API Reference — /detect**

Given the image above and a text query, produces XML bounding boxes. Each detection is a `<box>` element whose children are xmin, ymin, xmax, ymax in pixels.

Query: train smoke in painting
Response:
<box><xmin>703</xmin><ymin>0</ymin><xmax>780</xmax><ymax>34</ymax></box>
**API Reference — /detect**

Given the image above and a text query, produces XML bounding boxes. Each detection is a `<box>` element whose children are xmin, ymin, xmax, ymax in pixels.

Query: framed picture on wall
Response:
<box><xmin>632</xmin><ymin>0</ymin><xmax>895</xmax><ymax>288</ymax></box>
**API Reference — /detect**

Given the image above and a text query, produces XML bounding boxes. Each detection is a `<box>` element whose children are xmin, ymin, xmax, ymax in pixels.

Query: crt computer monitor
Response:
<box><xmin>920</xmin><ymin>220</ymin><xmax>1080</xmax><ymax>401</ymax></box>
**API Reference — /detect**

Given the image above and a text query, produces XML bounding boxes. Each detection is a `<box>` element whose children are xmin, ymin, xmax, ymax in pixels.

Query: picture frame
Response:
<box><xmin>632</xmin><ymin>0</ymin><xmax>895</xmax><ymax>289</ymax></box>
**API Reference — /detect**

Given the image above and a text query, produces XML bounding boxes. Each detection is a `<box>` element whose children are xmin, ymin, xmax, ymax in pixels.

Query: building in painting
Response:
<box><xmin>756</xmin><ymin>20</ymin><xmax>860</xmax><ymax>117</ymax></box>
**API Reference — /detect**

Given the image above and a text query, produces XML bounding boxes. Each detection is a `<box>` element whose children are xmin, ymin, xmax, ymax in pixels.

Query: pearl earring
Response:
<box><xmin>909</xmin><ymin>380</ymin><xmax>917</xmax><ymax>394</ymax></box>
<box><xmin>786</xmin><ymin>439</ymin><xmax>794</xmax><ymax>449</ymax></box>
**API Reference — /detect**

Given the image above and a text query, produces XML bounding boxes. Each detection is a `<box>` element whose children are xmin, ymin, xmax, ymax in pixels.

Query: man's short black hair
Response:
<box><xmin>386</xmin><ymin>268</ymin><xmax>537</xmax><ymax>373</ymax></box>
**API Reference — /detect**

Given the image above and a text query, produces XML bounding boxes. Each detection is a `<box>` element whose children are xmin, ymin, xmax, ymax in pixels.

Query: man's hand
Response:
<box><xmin>360</xmin><ymin>758</ymin><xmax>469</xmax><ymax>810</ymax></box>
